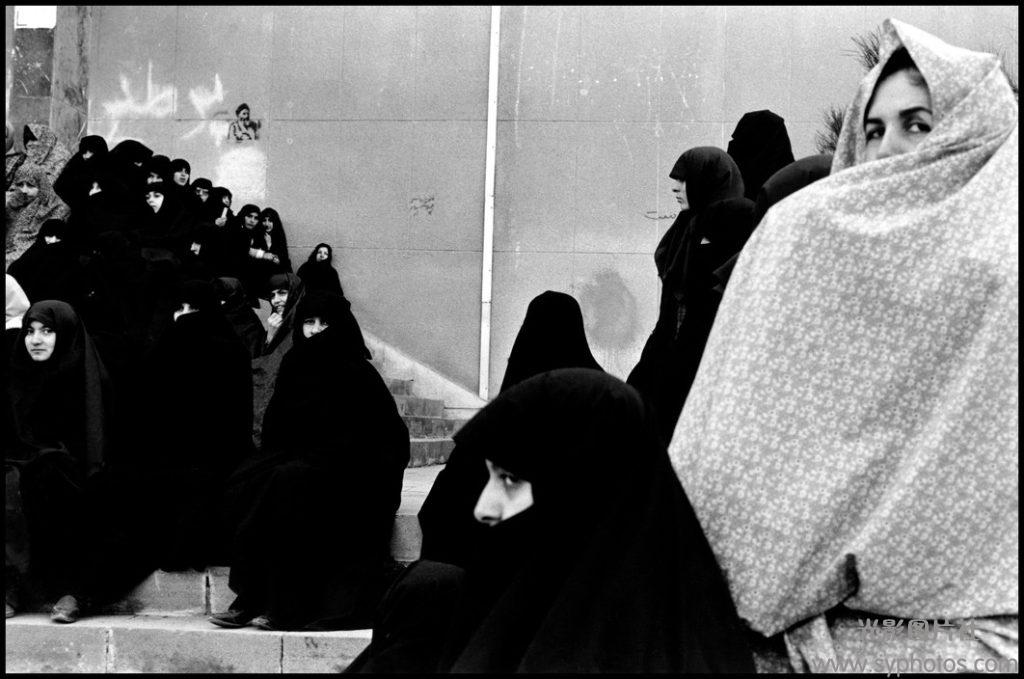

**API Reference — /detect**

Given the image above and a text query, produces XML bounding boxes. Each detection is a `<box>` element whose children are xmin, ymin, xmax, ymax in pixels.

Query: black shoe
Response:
<box><xmin>50</xmin><ymin>595</ymin><xmax>82</xmax><ymax>624</ymax></box>
<box><xmin>209</xmin><ymin>608</ymin><xmax>256</xmax><ymax>628</ymax></box>
<box><xmin>249</xmin><ymin>613</ymin><xmax>279</xmax><ymax>631</ymax></box>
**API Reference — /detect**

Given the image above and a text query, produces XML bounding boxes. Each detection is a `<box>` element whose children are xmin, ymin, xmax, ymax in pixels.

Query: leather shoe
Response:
<box><xmin>249</xmin><ymin>613</ymin><xmax>279</xmax><ymax>631</ymax></box>
<box><xmin>50</xmin><ymin>595</ymin><xmax>81</xmax><ymax>624</ymax></box>
<box><xmin>209</xmin><ymin>608</ymin><xmax>256</xmax><ymax>628</ymax></box>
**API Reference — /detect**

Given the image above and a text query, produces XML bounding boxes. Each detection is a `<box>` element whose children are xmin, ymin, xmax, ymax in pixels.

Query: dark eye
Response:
<box><xmin>907</xmin><ymin>120</ymin><xmax>931</xmax><ymax>134</ymax></box>
<box><xmin>864</xmin><ymin>126</ymin><xmax>883</xmax><ymax>141</ymax></box>
<box><xmin>499</xmin><ymin>473</ymin><xmax>522</xmax><ymax>489</ymax></box>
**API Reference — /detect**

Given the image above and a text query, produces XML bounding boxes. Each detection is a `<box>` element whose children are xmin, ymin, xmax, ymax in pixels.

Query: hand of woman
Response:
<box><xmin>215</xmin><ymin>216</ymin><xmax>227</xmax><ymax>227</ymax></box>
<box><xmin>267</xmin><ymin>253</ymin><xmax>280</xmax><ymax>265</ymax></box>
<box><xmin>267</xmin><ymin>312</ymin><xmax>283</xmax><ymax>330</ymax></box>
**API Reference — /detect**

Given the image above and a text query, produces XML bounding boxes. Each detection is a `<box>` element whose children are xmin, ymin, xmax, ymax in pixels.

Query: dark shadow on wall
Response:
<box><xmin>578</xmin><ymin>268</ymin><xmax>638</xmax><ymax>352</ymax></box>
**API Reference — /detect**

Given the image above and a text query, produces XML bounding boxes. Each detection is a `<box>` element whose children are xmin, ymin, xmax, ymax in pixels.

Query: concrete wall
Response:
<box><xmin>80</xmin><ymin>6</ymin><xmax>1019</xmax><ymax>396</ymax></box>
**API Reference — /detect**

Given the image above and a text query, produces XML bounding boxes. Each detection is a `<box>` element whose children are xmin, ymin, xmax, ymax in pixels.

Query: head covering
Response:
<box><xmin>296</xmin><ymin>243</ymin><xmax>345</xmax><ymax>297</ymax></box>
<box><xmin>727</xmin><ymin>110</ymin><xmax>796</xmax><ymax>201</ymax></box>
<box><xmin>499</xmin><ymin>291</ymin><xmax>603</xmax><ymax>393</ymax></box>
<box><xmin>419</xmin><ymin>293</ymin><xmax>603</xmax><ymax>567</ymax></box>
<box><xmin>236</xmin><ymin>102</ymin><xmax>250</xmax><ymax>116</ymax></box>
<box><xmin>668</xmin><ymin>19</ymin><xmax>1018</xmax><ymax>636</ymax></box>
<box><xmin>751</xmin><ymin>153</ymin><xmax>834</xmax><ymax>228</ymax></box>
<box><xmin>263</xmin><ymin>272</ymin><xmax>305</xmax><ymax>352</ymax></box>
<box><xmin>433</xmin><ymin>369</ymin><xmax>753</xmax><ymax>673</ymax></box>
<box><xmin>79</xmin><ymin>135</ymin><xmax>109</xmax><ymax>158</ymax></box>
<box><xmin>9</xmin><ymin>300</ymin><xmax>114</xmax><ymax>478</ymax></box>
<box><xmin>5</xmin><ymin>163</ymin><xmax>72</xmax><ymax>265</ymax></box>
<box><xmin>191</xmin><ymin>177</ymin><xmax>213</xmax><ymax>194</ymax></box>
<box><xmin>23</xmin><ymin>124</ymin><xmax>73</xmax><ymax>185</ymax></box>
<box><xmin>290</xmin><ymin>290</ymin><xmax>370</xmax><ymax>359</ymax></box>
<box><xmin>5</xmin><ymin>274</ymin><xmax>30</xmax><ymax>330</ymax></box>
<box><xmin>145</xmin><ymin>154</ymin><xmax>172</xmax><ymax>183</ymax></box>
<box><xmin>668</xmin><ymin>146</ymin><xmax>745</xmax><ymax>213</ymax></box>
<box><xmin>256</xmin><ymin>207</ymin><xmax>292</xmax><ymax>271</ymax></box>
<box><xmin>169</xmin><ymin>158</ymin><xmax>191</xmax><ymax>175</ymax></box>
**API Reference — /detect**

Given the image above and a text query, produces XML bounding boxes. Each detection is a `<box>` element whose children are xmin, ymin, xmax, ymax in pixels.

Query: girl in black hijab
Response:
<box><xmin>5</xmin><ymin>300</ymin><xmax>115</xmax><ymax>619</ymax></box>
<box><xmin>250</xmin><ymin>272</ymin><xmax>305</xmax><ymax>447</ymax></box>
<box><xmin>235</xmin><ymin>203</ymin><xmax>263</xmax><ymax>305</ymax></box>
<box><xmin>212</xmin><ymin>291</ymin><xmax>408</xmax><ymax>631</ymax></box>
<box><xmin>418</xmin><ymin>290</ymin><xmax>603</xmax><ymax>568</ymax></box>
<box><xmin>169</xmin><ymin>158</ymin><xmax>191</xmax><ymax>191</ymax></box>
<box><xmin>627</xmin><ymin>147</ymin><xmax>755</xmax><ymax>445</ymax></box>
<box><xmin>144</xmin><ymin>154</ymin><xmax>172</xmax><ymax>185</ymax></box>
<box><xmin>138</xmin><ymin>179</ymin><xmax>194</xmax><ymax>260</ymax></box>
<box><xmin>296</xmin><ymin>242</ymin><xmax>344</xmax><ymax>297</ymax></box>
<box><xmin>248</xmin><ymin>207</ymin><xmax>292</xmax><ymax>275</ymax></box>
<box><xmin>349</xmin><ymin>369</ymin><xmax>753</xmax><ymax>673</ymax></box>
<box><xmin>726</xmin><ymin>109</ymin><xmax>795</xmax><ymax>201</ymax></box>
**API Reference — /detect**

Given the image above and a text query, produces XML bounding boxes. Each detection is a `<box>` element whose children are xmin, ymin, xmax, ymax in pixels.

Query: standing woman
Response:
<box><xmin>5</xmin><ymin>300</ymin><xmax>115</xmax><ymax>620</ymax></box>
<box><xmin>296</xmin><ymin>242</ymin><xmax>345</xmax><ymax>297</ymax></box>
<box><xmin>669</xmin><ymin>20</ymin><xmax>1018</xmax><ymax>670</ymax></box>
<box><xmin>627</xmin><ymin>147</ymin><xmax>754</xmax><ymax>445</ymax></box>
<box><xmin>726</xmin><ymin>109</ymin><xmax>795</xmax><ymax>201</ymax></box>
<box><xmin>213</xmin><ymin>292</ymin><xmax>408</xmax><ymax>631</ymax></box>
<box><xmin>349</xmin><ymin>369</ymin><xmax>752</xmax><ymax>673</ymax></box>
<box><xmin>419</xmin><ymin>290</ymin><xmax>603</xmax><ymax>568</ymax></box>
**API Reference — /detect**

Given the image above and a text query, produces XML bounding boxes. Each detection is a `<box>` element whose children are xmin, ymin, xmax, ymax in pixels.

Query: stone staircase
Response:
<box><xmin>6</xmin><ymin>358</ymin><xmax>476</xmax><ymax>673</ymax></box>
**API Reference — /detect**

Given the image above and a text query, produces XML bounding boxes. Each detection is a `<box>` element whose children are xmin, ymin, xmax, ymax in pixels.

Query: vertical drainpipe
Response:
<box><xmin>479</xmin><ymin>5</ymin><xmax>501</xmax><ymax>401</ymax></box>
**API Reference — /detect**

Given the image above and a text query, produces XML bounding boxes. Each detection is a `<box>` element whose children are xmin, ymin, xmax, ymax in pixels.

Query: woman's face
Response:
<box><xmin>270</xmin><ymin>287</ymin><xmax>289</xmax><ymax>313</ymax></box>
<box><xmin>173</xmin><ymin>302</ymin><xmax>197</xmax><ymax>322</ymax></box>
<box><xmin>173</xmin><ymin>169</ymin><xmax>189</xmax><ymax>186</ymax></box>
<box><xmin>14</xmin><ymin>179</ymin><xmax>40</xmax><ymax>200</ymax></box>
<box><xmin>315</xmin><ymin>247</ymin><xmax>330</xmax><ymax>262</ymax></box>
<box><xmin>473</xmin><ymin>459</ymin><xmax>535</xmax><ymax>526</ymax></box>
<box><xmin>147</xmin><ymin>172</ymin><xmax>162</xmax><ymax>184</ymax></box>
<box><xmin>24</xmin><ymin>320</ymin><xmax>56</xmax><ymax>362</ymax></box>
<box><xmin>44</xmin><ymin>234</ymin><xmax>62</xmax><ymax>245</ymax></box>
<box><xmin>864</xmin><ymin>69</ymin><xmax>933</xmax><ymax>162</ymax></box>
<box><xmin>222</xmin><ymin>194</ymin><xmax>232</xmax><ymax>208</ymax></box>
<box><xmin>145</xmin><ymin>191</ymin><xmax>164</xmax><ymax>212</ymax></box>
<box><xmin>671</xmin><ymin>179</ymin><xmax>688</xmax><ymax>211</ymax></box>
<box><xmin>262</xmin><ymin>216</ymin><xmax>274</xmax><ymax>233</ymax></box>
<box><xmin>301</xmin><ymin>315</ymin><xmax>329</xmax><ymax>338</ymax></box>
<box><xmin>195</xmin><ymin>186</ymin><xmax>209</xmax><ymax>202</ymax></box>
<box><xmin>243</xmin><ymin>212</ymin><xmax>259</xmax><ymax>230</ymax></box>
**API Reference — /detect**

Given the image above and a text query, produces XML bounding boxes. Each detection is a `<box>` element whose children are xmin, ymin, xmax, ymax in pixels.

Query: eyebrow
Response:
<box><xmin>865</xmin><ymin>106</ymin><xmax>933</xmax><ymax>125</ymax></box>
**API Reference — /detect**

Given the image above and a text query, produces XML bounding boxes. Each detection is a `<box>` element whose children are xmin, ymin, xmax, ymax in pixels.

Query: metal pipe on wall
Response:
<box><xmin>478</xmin><ymin>5</ymin><xmax>501</xmax><ymax>401</ymax></box>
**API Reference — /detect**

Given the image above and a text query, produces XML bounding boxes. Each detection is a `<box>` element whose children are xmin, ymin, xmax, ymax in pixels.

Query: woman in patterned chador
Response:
<box><xmin>668</xmin><ymin>19</ymin><xmax>1018</xmax><ymax>670</ymax></box>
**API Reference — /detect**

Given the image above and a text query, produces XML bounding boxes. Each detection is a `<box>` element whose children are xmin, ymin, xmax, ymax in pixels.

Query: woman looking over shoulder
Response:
<box><xmin>668</xmin><ymin>19</ymin><xmax>1017</xmax><ymax>671</ymax></box>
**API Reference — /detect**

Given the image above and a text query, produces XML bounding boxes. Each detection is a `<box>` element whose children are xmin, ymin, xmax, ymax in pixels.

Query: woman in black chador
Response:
<box><xmin>726</xmin><ymin>109</ymin><xmax>795</xmax><ymax>201</ymax></box>
<box><xmin>348</xmin><ymin>369</ymin><xmax>754</xmax><ymax>673</ymax></box>
<box><xmin>211</xmin><ymin>291</ymin><xmax>409</xmax><ymax>631</ymax></box>
<box><xmin>627</xmin><ymin>147</ymin><xmax>755</xmax><ymax>445</ymax></box>
<box><xmin>296</xmin><ymin>242</ymin><xmax>345</xmax><ymax>297</ymax></box>
<box><xmin>418</xmin><ymin>290</ymin><xmax>603</xmax><ymax>569</ymax></box>
<box><xmin>5</xmin><ymin>300</ymin><xmax>115</xmax><ymax>620</ymax></box>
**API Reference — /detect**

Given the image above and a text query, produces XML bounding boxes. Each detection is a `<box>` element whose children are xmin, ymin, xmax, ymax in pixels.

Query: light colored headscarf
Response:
<box><xmin>668</xmin><ymin>18</ymin><xmax>1017</xmax><ymax>637</ymax></box>
<box><xmin>5</xmin><ymin>274</ymin><xmax>30</xmax><ymax>330</ymax></box>
<box><xmin>5</xmin><ymin>162</ymin><xmax>71</xmax><ymax>265</ymax></box>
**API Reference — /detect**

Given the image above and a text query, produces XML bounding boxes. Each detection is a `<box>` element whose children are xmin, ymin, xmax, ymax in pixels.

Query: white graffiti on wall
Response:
<box><xmin>98</xmin><ymin>61</ymin><xmax>267</xmax><ymax>202</ymax></box>
<box><xmin>101</xmin><ymin>61</ymin><xmax>175</xmax><ymax>142</ymax></box>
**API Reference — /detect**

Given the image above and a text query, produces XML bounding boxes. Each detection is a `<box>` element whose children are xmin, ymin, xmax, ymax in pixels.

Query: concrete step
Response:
<box><xmin>403</xmin><ymin>415</ymin><xmax>457</xmax><ymax>438</ymax></box>
<box><xmin>20</xmin><ymin>466</ymin><xmax>444</xmax><ymax>618</ymax></box>
<box><xmin>408</xmin><ymin>438</ymin><xmax>455</xmax><ymax>467</ymax></box>
<box><xmin>386</xmin><ymin>378</ymin><xmax>414</xmax><ymax>396</ymax></box>
<box><xmin>5</xmin><ymin>614</ymin><xmax>372</xmax><ymax>673</ymax></box>
<box><xmin>392</xmin><ymin>394</ymin><xmax>445</xmax><ymax>418</ymax></box>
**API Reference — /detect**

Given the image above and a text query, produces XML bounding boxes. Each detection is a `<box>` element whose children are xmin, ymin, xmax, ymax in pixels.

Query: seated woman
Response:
<box><xmin>349</xmin><ymin>369</ymin><xmax>753</xmax><ymax>672</ymax></box>
<box><xmin>627</xmin><ymin>147</ymin><xmax>755</xmax><ymax>445</ymax></box>
<box><xmin>214</xmin><ymin>276</ymin><xmax>265</xmax><ymax>359</ymax></box>
<box><xmin>250</xmin><ymin>273</ymin><xmax>305</xmax><ymax>448</ymax></box>
<box><xmin>418</xmin><ymin>290</ymin><xmax>603</xmax><ymax>568</ymax></box>
<box><xmin>668</xmin><ymin>20</ymin><xmax>1018</xmax><ymax>671</ymax></box>
<box><xmin>53</xmin><ymin>135</ymin><xmax>109</xmax><ymax>212</ymax></box>
<box><xmin>234</xmin><ymin>204</ymin><xmax>263</xmax><ymax>305</ymax></box>
<box><xmin>295</xmin><ymin>242</ymin><xmax>345</xmax><ymax>297</ymax></box>
<box><xmin>138</xmin><ymin>180</ymin><xmax>194</xmax><ymax>262</ymax></box>
<box><xmin>248</xmin><ymin>207</ymin><xmax>292</xmax><ymax>277</ymax></box>
<box><xmin>7</xmin><ymin>219</ymin><xmax>87</xmax><ymax>309</ymax></box>
<box><xmin>45</xmin><ymin>280</ymin><xmax>254</xmax><ymax>623</ymax></box>
<box><xmin>5</xmin><ymin>300</ymin><xmax>115</xmax><ymax>621</ymax></box>
<box><xmin>5</xmin><ymin>162</ymin><xmax>71</xmax><ymax>266</ymax></box>
<box><xmin>212</xmin><ymin>291</ymin><xmax>408</xmax><ymax>631</ymax></box>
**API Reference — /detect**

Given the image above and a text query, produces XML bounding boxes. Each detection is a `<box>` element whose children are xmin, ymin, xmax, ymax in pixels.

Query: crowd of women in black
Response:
<box><xmin>5</xmin><ymin>131</ymin><xmax>405</xmax><ymax>632</ymax></box>
<box><xmin>5</xmin><ymin>19</ymin><xmax>1018</xmax><ymax>673</ymax></box>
